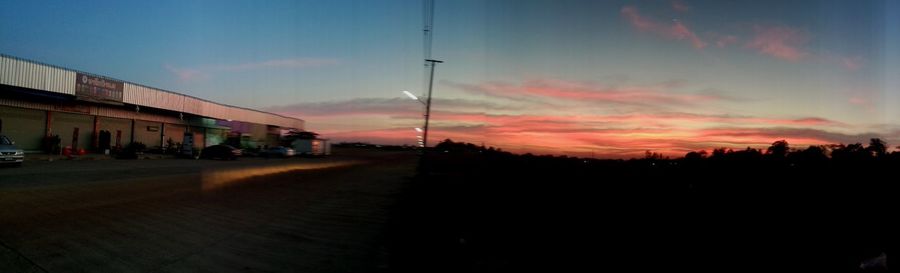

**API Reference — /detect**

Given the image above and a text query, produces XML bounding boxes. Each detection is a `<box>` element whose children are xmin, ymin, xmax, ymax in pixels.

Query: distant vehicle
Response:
<box><xmin>261</xmin><ymin>146</ymin><xmax>295</xmax><ymax>158</ymax></box>
<box><xmin>292</xmin><ymin>138</ymin><xmax>331</xmax><ymax>156</ymax></box>
<box><xmin>0</xmin><ymin>135</ymin><xmax>25</xmax><ymax>166</ymax></box>
<box><xmin>200</xmin><ymin>144</ymin><xmax>241</xmax><ymax>160</ymax></box>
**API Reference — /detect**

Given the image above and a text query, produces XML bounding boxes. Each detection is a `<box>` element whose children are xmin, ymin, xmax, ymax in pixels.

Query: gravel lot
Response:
<box><xmin>0</xmin><ymin>148</ymin><xmax>417</xmax><ymax>272</ymax></box>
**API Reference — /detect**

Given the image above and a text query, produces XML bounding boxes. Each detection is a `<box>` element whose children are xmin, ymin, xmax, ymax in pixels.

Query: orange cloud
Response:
<box><xmin>265</xmin><ymin>73</ymin><xmax>874</xmax><ymax>158</ymax></box>
<box><xmin>420</xmin><ymin>112</ymin><xmax>843</xmax><ymax>129</ymax></box>
<box><xmin>295</xmin><ymin>97</ymin><xmax>858</xmax><ymax>158</ymax></box>
<box><xmin>316</xmin><ymin>113</ymin><xmax>887</xmax><ymax>159</ymax></box>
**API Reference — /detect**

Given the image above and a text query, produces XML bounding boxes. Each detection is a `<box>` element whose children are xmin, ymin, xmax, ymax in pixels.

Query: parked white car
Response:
<box><xmin>0</xmin><ymin>135</ymin><xmax>25</xmax><ymax>166</ymax></box>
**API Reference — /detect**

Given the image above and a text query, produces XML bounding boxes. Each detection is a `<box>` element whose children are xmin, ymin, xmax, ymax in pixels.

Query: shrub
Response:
<box><xmin>42</xmin><ymin>135</ymin><xmax>61</xmax><ymax>154</ymax></box>
<box><xmin>117</xmin><ymin>142</ymin><xmax>147</xmax><ymax>159</ymax></box>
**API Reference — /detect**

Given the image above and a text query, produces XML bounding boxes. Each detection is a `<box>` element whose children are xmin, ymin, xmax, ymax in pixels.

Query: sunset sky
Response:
<box><xmin>2</xmin><ymin>0</ymin><xmax>899</xmax><ymax>158</ymax></box>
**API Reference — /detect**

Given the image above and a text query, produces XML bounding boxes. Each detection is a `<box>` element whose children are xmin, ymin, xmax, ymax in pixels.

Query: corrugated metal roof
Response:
<box><xmin>1</xmin><ymin>55</ymin><xmax>75</xmax><ymax>96</ymax></box>
<box><xmin>1</xmin><ymin>54</ymin><xmax>304</xmax><ymax>130</ymax></box>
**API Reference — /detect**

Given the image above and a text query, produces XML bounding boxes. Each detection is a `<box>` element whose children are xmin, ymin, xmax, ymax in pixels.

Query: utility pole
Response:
<box><xmin>421</xmin><ymin>59</ymin><xmax>442</xmax><ymax>149</ymax></box>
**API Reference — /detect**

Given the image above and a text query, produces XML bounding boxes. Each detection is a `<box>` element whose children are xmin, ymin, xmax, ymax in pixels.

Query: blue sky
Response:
<box><xmin>2</xmin><ymin>0</ymin><xmax>899</xmax><ymax>157</ymax></box>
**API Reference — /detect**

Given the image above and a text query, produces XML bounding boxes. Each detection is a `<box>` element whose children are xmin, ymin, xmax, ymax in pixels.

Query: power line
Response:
<box><xmin>423</xmin><ymin>0</ymin><xmax>434</xmax><ymax>60</ymax></box>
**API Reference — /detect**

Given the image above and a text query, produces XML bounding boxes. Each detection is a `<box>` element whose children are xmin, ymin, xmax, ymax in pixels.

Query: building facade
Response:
<box><xmin>0</xmin><ymin>54</ymin><xmax>303</xmax><ymax>152</ymax></box>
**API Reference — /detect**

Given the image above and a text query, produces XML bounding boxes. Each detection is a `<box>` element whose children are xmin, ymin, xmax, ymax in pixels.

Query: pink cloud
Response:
<box><xmin>745</xmin><ymin>26</ymin><xmax>810</xmax><ymax>61</ymax></box>
<box><xmin>716</xmin><ymin>35</ymin><xmax>738</xmax><ymax>48</ymax></box>
<box><xmin>268</xmin><ymin>76</ymin><xmax>871</xmax><ymax>158</ymax></box>
<box><xmin>164</xmin><ymin>64</ymin><xmax>208</xmax><ymax>82</ymax></box>
<box><xmin>845</xmin><ymin>89</ymin><xmax>880</xmax><ymax>114</ymax></box>
<box><xmin>421</xmin><ymin>112</ymin><xmax>843</xmax><ymax>130</ymax></box>
<box><xmin>620</xmin><ymin>6</ymin><xmax>707</xmax><ymax>49</ymax></box>
<box><xmin>848</xmin><ymin>97</ymin><xmax>867</xmax><ymax>105</ymax></box>
<box><xmin>620</xmin><ymin>6</ymin><xmax>657</xmax><ymax>31</ymax></box>
<box><xmin>297</xmin><ymin>98</ymin><xmax>850</xmax><ymax>158</ymax></box>
<box><xmin>841</xmin><ymin>56</ymin><xmax>863</xmax><ymax>71</ymax></box>
<box><xmin>672</xmin><ymin>0</ymin><xmax>690</xmax><ymax>12</ymax></box>
<box><xmin>213</xmin><ymin>58</ymin><xmax>339</xmax><ymax>71</ymax></box>
<box><xmin>266</xmin><ymin>71</ymin><xmax>861</xmax><ymax>158</ymax></box>
<box><xmin>671</xmin><ymin>21</ymin><xmax>707</xmax><ymax>49</ymax></box>
<box><xmin>448</xmin><ymin>80</ymin><xmax>724</xmax><ymax>106</ymax></box>
<box><xmin>265</xmin><ymin>97</ymin><xmax>514</xmax><ymax>118</ymax></box>
<box><xmin>165</xmin><ymin>57</ymin><xmax>339</xmax><ymax>81</ymax></box>
<box><xmin>427</xmin><ymin>112</ymin><xmax>851</xmax><ymax>158</ymax></box>
<box><xmin>295</xmin><ymin>101</ymin><xmax>868</xmax><ymax>158</ymax></box>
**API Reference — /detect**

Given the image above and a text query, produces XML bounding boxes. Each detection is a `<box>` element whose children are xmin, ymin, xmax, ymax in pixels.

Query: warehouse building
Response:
<box><xmin>0</xmin><ymin>54</ymin><xmax>304</xmax><ymax>153</ymax></box>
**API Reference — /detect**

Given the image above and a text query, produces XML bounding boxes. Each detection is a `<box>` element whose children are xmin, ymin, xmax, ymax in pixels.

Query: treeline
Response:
<box><xmin>683</xmin><ymin>138</ymin><xmax>898</xmax><ymax>163</ymax></box>
<box><xmin>433</xmin><ymin>138</ymin><xmax>900</xmax><ymax>164</ymax></box>
<box><xmin>394</xmin><ymin>138</ymin><xmax>896</xmax><ymax>272</ymax></box>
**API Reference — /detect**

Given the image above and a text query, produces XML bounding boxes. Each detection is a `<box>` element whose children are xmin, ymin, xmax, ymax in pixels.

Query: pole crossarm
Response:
<box><xmin>421</xmin><ymin>59</ymin><xmax>443</xmax><ymax>149</ymax></box>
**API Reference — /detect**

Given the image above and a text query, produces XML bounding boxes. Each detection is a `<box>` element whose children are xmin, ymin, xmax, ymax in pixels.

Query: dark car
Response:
<box><xmin>200</xmin><ymin>144</ymin><xmax>242</xmax><ymax>160</ymax></box>
<box><xmin>260</xmin><ymin>146</ymin><xmax>295</xmax><ymax>158</ymax></box>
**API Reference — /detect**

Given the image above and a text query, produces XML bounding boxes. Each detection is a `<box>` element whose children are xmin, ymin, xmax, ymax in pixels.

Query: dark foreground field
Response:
<box><xmin>1</xmin><ymin>148</ymin><xmax>417</xmax><ymax>273</ymax></box>
<box><xmin>389</xmin><ymin>143</ymin><xmax>896</xmax><ymax>272</ymax></box>
<box><xmin>2</xmin><ymin>144</ymin><xmax>894</xmax><ymax>272</ymax></box>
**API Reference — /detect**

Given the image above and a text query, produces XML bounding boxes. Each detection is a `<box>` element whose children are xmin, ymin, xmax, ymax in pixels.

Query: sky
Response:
<box><xmin>1</xmin><ymin>0</ymin><xmax>899</xmax><ymax>158</ymax></box>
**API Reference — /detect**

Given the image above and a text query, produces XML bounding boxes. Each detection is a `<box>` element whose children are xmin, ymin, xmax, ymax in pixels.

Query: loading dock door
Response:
<box><xmin>52</xmin><ymin>112</ymin><xmax>93</xmax><ymax>151</ymax></box>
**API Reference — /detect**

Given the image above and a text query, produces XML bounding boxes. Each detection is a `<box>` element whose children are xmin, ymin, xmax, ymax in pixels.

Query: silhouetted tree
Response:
<box><xmin>831</xmin><ymin>143</ymin><xmax>869</xmax><ymax>161</ymax></box>
<box><xmin>788</xmin><ymin>145</ymin><xmax>828</xmax><ymax>164</ymax></box>
<box><xmin>684</xmin><ymin>150</ymin><xmax>707</xmax><ymax>161</ymax></box>
<box><xmin>710</xmin><ymin>148</ymin><xmax>729</xmax><ymax>160</ymax></box>
<box><xmin>866</xmin><ymin>138</ymin><xmax>888</xmax><ymax>158</ymax></box>
<box><xmin>730</xmin><ymin>147</ymin><xmax>763</xmax><ymax>161</ymax></box>
<box><xmin>280</xmin><ymin>130</ymin><xmax>319</xmax><ymax>146</ymax></box>
<box><xmin>766</xmin><ymin>140</ymin><xmax>790</xmax><ymax>159</ymax></box>
<box><xmin>645</xmin><ymin>150</ymin><xmax>664</xmax><ymax>160</ymax></box>
<box><xmin>293</xmin><ymin>131</ymin><xmax>319</xmax><ymax>139</ymax></box>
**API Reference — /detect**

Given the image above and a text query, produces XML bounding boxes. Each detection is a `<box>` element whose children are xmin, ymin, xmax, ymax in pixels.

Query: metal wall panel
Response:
<box><xmin>5</xmin><ymin>55</ymin><xmax>304</xmax><ymax>130</ymax></box>
<box><xmin>0</xmin><ymin>105</ymin><xmax>46</xmax><ymax>150</ymax></box>
<box><xmin>99</xmin><ymin>116</ymin><xmax>132</xmax><ymax>148</ymax></box>
<box><xmin>92</xmin><ymin>105</ymin><xmax>135</xmax><ymax>120</ymax></box>
<box><xmin>133</xmin><ymin>120</ymin><xmax>163</xmax><ymax>147</ymax></box>
<box><xmin>52</xmin><ymin>111</ymin><xmax>94</xmax><ymax>151</ymax></box>
<box><xmin>1</xmin><ymin>55</ymin><xmax>75</xmax><ymax>95</ymax></box>
<box><xmin>124</xmin><ymin>83</ymin><xmax>185</xmax><ymax>112</ymax></box>
<box><xmin>163</xmin><ymin>123</ymin><xmax>187</xmax><ymax>147</ymax></box>
<box><xmin>200</xmin><ymin>103</ymin><xmax>231</xmax><ymax>121</ymax></box>
<box><xmin>95</xmin><ymin>105</ymin><xmax>179</xmax><ymax>124</ymax></box>
<box><xmin>182</xmin><ymin>96</ymin><xmax>203</xmax><ymax>115</ymax></box>
<box><xmin>0</xmin><ymin>97</ymin><xmax>53</xmax><ymax>111</ymax></box>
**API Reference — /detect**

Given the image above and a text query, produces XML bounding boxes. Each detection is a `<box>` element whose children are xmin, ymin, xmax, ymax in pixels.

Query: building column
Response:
<box><xmin>160</xmin><ymin>123</ymin><xmax>166</xmax><ymax>149</ymax></box>
<box><xmin>130</xmin><ymin>119</ymin><xmax>135</xmax><ymax>144</ymax></box>
<box><xmin>92</xmin><ymin>115</ymin><xmax>99</xmax><ymax>151</ymax></box>
<box><xmin>45</xmin><ymin>110</ymin><xmax>52</xmax><ymax>137</ymax></box>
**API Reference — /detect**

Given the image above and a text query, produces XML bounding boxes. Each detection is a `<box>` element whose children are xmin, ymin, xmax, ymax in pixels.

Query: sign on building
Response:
<box><xmin>75</xmin><ymin>73</ymin><xmax>124</xmax><ymax>104</ymax></box>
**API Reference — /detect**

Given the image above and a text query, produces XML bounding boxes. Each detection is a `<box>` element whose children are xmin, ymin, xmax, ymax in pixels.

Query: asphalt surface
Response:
<box><xmin>0</xmin><ymin>149</ymin><xmax>417</xmax><ymax>272</ymax></box>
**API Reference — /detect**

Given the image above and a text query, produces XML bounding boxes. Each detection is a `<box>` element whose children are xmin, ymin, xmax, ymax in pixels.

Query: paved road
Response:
<box><xmin>0</xmin><ymin>149</ymin><xmax>417</xmax><ymax>272</ymax></box>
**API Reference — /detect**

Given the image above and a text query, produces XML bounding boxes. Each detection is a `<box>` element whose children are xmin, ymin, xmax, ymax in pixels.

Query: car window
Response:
<box><xmin>0</xmin><ymin>136</ymin><xmax>12</xmax><ymax>145</ymax></box>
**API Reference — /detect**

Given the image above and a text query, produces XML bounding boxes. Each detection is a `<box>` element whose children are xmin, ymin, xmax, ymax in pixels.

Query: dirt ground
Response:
<box><xmin>0</xmin><ymin>148</ymin><xmax>418</xmax><ymax>272</ymax></box>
